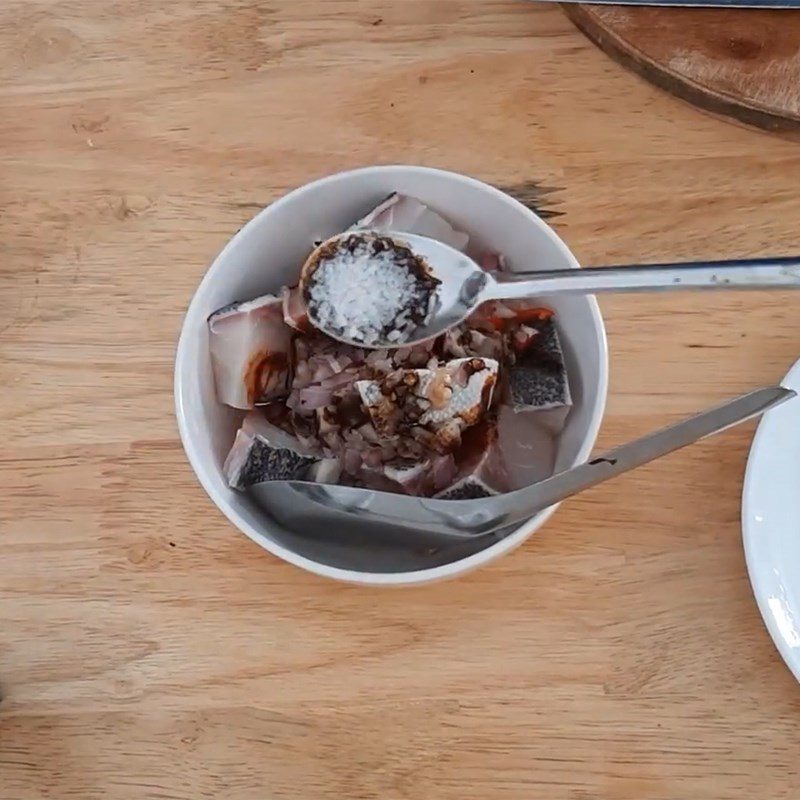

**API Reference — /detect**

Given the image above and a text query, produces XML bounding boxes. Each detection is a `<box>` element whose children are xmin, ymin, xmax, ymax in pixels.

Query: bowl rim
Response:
<box><xmin>175</xmin><ymin>164</ymin><xmax>608</xmax><ymax>586</ymax></box>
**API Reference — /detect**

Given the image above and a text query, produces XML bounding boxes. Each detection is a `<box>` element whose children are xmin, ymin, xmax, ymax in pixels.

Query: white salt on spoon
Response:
<box><xmin>299</xmin><ymin>231</ymin><xmax>440</xmax><ymax>348</ymax></box>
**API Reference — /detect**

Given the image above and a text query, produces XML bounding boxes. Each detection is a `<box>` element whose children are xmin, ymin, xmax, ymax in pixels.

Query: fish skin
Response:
<box><xmin>436</xmin><ymin>482</ymin><xmax>494</xmax><ymax>500</ymax></box>
<box><xmin>224</xmin><ymin>415</ymin><xmax>319</xmax><ymax>490</ymax></box>
<box><xmin>509</xmin><ymin>318</ymin><xmax>571</xmax><ymax>412</ymax></box>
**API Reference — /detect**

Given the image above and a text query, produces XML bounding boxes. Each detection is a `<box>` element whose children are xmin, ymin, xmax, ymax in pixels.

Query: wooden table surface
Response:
<box><xmin>2</xmin><ymin>1</ymin><xmax>800</xmax><ymax>798</ymax></box>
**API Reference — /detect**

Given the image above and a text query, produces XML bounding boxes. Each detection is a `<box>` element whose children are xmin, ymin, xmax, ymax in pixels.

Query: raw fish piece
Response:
<box><xmin>224</xmin><ymin>415</ymin><xmax>318</xmax><ymax>490</ymax></box>
<box><xmin>351</xmin><ymin>193</ymin><xmax>470</xmax><ymax>252</ymax></box>
<box><xmin>306</xmin><ymin>458</ymin><xmax>342</xmax><ymax>485</ymax></box>
<box><xmin>509</xmin><ymin>317</ymin><xmax>571</xmax><ymax>418</ymax></box>
<box><xmin>497</xmin><ymin>404</ymin><xmax>556</xmax><ymax>488</ymax></box>
<box><xmin>431</xmin><ymin>453</ymin><xmax>458</xmax><ymax>492</ymax></box>
<box><xmin>360</xmin><ymin>458</ymin><xmax>432</xmax><ymax>495</ymax></box>
<box><xmin>356</xmin><ymin>368</ymin><xmax>447</xmax><ymax>438</ymax></box>
<box><xmin>435</xmin><ymin>422</ymin><xmax>510</xmax><ymax>499</ymax></box>
<box><xmin>208</xmin><ymin>294</ymin><xmax>292</xmax><ymax>409</ymax></box>
<box><xmin>385</xmin><ymin>459</ymin><xmax>430</xmax><ymax>487</ymax></box>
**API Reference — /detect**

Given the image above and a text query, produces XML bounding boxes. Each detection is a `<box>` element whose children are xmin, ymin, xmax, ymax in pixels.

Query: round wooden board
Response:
<box><xmin>563</xmin><ymin>5</ymin><xmax>800</xmax><ymax>135</ymax></box>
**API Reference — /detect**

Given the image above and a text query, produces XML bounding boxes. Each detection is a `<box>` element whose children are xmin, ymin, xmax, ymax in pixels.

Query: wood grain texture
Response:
<box><xmin>2</xmin><ymin>1</ymin><xmax>800</xmax><ymax>799</ymax></box>
<box><xmin>564</xmin><ymin>5</ymin><xmax>800</xmax><ymax>134</ymax></box>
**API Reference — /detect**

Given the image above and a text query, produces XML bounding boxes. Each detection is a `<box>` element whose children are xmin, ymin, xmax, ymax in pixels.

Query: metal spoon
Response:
<box><xmin>302</xmin><ymin>231</ymin><xmax>800</xmax><ymax>348</ymax></box>
<box><xmin>250</xmin><ymin>386</ymin><xmax>794</xmax><ymax>548</ymax></box>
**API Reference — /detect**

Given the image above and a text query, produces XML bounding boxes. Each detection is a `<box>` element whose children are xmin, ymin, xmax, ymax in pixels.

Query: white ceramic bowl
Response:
<box><xmin>175</xmin><ymin>166</ymin><xmax>608</xmax><ymax>585</ymax></box>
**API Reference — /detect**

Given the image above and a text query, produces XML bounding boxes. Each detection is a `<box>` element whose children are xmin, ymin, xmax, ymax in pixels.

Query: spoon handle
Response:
<box><xmin>488</xmin><ymin>257</ymin><xmax>800</xmax><ymax>300</ymax></box>
<box><xmin>510</xmin><ymin>387</ymin><xmax>794</xmax><ymax>516</ymax></box>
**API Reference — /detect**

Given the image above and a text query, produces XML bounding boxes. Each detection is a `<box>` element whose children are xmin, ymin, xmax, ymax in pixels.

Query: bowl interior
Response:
<box><xmin>175</xmin><ymin>167</ymin><xmax>607</xmax><ymax>580</ymax></box>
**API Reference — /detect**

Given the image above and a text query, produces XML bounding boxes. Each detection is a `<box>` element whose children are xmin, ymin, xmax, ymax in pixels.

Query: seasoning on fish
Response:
<box><xmin>302</xmin><ymin>232</ymin><xmax>440</xmax><ymax>347</ymax></box>
<box><xmin>428</xmin><ymin>358</ymin><xmax>499</xmax><ymax>427</ymax></box>
<box><xmin>208</xmin><ymin>294</ymin><xmax>292</xmax><ymax>409</ymax></box>
<box><xmin>352</xmin><ymin>192</ymin><xmax>470</xmax><ymax>252</ymax></box>
<box><xmin>508</xmin><ymin>316</ymin><xmax>572</xmax><ymax>414</ymax></box>
<box><xmin>356</xmin><ymin>357</ymin><xmax>498</xmax><ymax>450</ymax></box>
<box><xmin>223</xmin><ymin>414</ymin><xmax>319</xmax><ymax>490</ymax></box>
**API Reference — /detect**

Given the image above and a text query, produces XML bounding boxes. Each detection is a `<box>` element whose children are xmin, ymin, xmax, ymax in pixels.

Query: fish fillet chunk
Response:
<box><xmin>355</xmin><ymin>358</ymin><xmax>498</xmax><ymax>446</ymax></box>
<box><xmin>509</xmin><ymin>318</ymin><xmax>572</xmax><ymax>415</ymax></box>
<box><xmin>224</xmin><ymin>414</ymin><xmax>319</xmax><ymax>490</ymax></box>
<box><xmin>351</xmin><ymin>192</ymin><xmax>470</xmax><ymax>252</ymax></box>
<box><xmin>208</xmin><ymin>294</ymin><xmax>292</xmax><ymax>409</ymax></box>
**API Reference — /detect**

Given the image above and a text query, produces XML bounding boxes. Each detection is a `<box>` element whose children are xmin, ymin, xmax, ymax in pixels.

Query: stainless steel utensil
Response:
<box><xmin>388</xmin><ymin>234</ymin><xmax>800</xmax><ymax>347</ymax></box>
<box><xmin>301</xmin><ymin>231</ymin><xmax>800</xmax><ymax>348</ymax></box>
<box><xmin>250</xmin><ymin>386</ymin><xmax>794</xmax><ymax>548</ymax></box>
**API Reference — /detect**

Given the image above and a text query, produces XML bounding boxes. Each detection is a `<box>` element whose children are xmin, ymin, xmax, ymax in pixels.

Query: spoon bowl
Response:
<box><xmin>299</xmin><ymin>231</ymin><xmax>486</xmax><ymax>348</ymax></box>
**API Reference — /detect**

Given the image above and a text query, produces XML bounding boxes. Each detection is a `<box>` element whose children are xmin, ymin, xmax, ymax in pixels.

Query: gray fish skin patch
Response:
<box><xmin>234</xmin><ymin>439</ymin><xmax>317</xmax><ymax>489</ymax></box>
<box><xmin>436</xmin><ymin>480</ymin><xmax>494</xmax><ymax>501</ymax></box>
<box><xmin>509</xmin><ymin>318</ymin><xmax>570</xmax><ymax>411</ymax></box>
